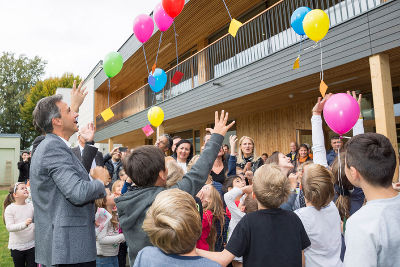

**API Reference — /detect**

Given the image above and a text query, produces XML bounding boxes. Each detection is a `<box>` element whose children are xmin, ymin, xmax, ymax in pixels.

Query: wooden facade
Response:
<box><xmin>236</xmin><ymin>99</ymin><xmax>315</xmax><ymax>156</ymax></box>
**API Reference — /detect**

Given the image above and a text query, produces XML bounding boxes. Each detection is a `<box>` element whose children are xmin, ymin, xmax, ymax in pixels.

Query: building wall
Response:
<box><xmin>236</xmin><ymin>99</ymin><xmax>315</xmax><ymax>156</ymax></box>
<box><xmin>0</xmin><ymin>135</ymin><xmax>20</xmax><ymax>186</ymax></box>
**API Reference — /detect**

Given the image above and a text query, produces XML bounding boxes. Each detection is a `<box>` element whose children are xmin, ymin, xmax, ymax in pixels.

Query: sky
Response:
<box><xmin>0</xmin><ymin>0</ymin><xmax>160</xmax><ymax>79</ymax></box>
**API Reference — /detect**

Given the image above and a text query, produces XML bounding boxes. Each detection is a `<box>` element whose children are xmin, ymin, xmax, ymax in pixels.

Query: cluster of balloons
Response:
<box><xmin>323</xmin><ymin>93</ymin><xmax>360</xmax><ymax>135</ymax></box>
<box><xmin>133</xmin><ymin>0</ymin><xmax>184</xmax><ymax>96</ymax></box>
<box><xmin>134</xmin><ymin>0</ymin><xmax>184</xmax><ymax>43</ymax></box>
<box><xmin>291</xmin><ymin>7</ymin><xmax>330</xmax><ymax>42</ymax></box>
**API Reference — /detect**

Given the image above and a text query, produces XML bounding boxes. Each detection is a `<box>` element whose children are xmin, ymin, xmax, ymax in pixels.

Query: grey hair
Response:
<box><xmin>32</xmin><ymin>94</ymin><xmax>63</xmax><ymax>134</ymax></box>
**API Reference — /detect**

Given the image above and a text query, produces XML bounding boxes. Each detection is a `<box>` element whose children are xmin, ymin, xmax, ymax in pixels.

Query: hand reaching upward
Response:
<box><xmin>71</xmin><ymin>80</ymin><xmax>88</xmax><ymax>113</ymax></box>
<box><xmin>312</xmin><ymin>93</ymin><xmax>332</xmax><ymax>116</ymax></box>
<box><xmin>211</xmin><ymin>110</ymin><xmax>235</xmax><ymax>137</ymax></box>
<box><xmin>79</xmin><ymin>122</ymin><xmax>95</xmax><ymax>142</ymax></box>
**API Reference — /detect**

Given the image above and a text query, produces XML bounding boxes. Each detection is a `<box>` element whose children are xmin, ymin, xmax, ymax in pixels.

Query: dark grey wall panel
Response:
<box><xmin>95</xmin><ymin>0</ymin><xmax>400</xmax><ymax>142</ymax></box>
<box><xmin>369</xmin><ymin>0</ymin><xmax>400</xmax><ymax>55</ymax></box>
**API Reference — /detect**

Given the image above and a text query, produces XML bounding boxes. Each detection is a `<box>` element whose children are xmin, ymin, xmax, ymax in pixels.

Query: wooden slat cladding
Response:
<box><xmin>236</xmin><ymin>99</ymin><xmax>315</xmax><ymax>156</ymax></box>
<box><xmin>95</xmin><ymin>0</ymin><xmax>270</xmax><ymax>96</ymax></box>
<box><xmin>95</xmin><ymin>87</ymin><xmax>147</xmax><ymax>130</ymax></box>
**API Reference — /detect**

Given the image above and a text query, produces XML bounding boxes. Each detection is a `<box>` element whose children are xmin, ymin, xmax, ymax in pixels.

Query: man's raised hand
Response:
<box><xmin>71</xmin><ymin>80</ymin><xmax>88</xmax><ymax>113</ymax></box>
<box><xmin>79</xmin><ymin>122</ymin><xmax>95</xmax><ymax>142</ymax></box>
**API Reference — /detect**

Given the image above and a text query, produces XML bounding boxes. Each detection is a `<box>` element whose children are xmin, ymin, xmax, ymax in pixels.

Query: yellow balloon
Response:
<box><xmin>147</xmin><ymin>106</ymin><xmax>164</xmax><ymax>127</ymax></box>
<box><xmin>303</xmin><ymin>9</ymin><xmax>330</xmax><ymax>42</ymax></box>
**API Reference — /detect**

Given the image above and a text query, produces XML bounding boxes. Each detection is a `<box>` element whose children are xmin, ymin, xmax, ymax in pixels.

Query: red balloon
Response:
<box><xmin>162</xmin><ymin>0</ymin><xmax>184</xmax><ymax>18</ymax></box>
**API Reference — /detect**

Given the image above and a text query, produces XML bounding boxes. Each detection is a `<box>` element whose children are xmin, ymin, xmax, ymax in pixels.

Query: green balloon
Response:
<box><xmin>103</xmin><ymin>52</ymin><xmax>123</xmax><ymax>78</ymax></box>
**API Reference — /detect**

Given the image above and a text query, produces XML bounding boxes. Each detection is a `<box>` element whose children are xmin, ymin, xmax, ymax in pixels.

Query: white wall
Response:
<box><xmin>0</xmin><ymin>135</ymin><xmax>20</xmax><ymax>185</ymax></box>
<box><xmin>80</xmin><ymin>64</ymin><xmax>108</xmax><ymax>153</ymax></box>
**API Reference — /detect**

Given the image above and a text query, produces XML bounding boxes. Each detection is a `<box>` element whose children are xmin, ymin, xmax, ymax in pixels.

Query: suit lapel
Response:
<box><xmin>48</xmin><ymin>134</ymin><xmax>90</xmax><ymax>181</ymax></box>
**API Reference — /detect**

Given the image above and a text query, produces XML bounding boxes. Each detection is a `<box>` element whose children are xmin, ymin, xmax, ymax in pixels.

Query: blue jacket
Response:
<box><xmin>326</xmin><ymin>149</ymin><xmax>337</xmax><ymax>166</ymax></box>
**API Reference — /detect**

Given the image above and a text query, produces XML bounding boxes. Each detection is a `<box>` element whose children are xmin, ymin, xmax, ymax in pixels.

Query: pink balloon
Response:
<box><xmin>133</xmin><ymin>14</ymin><xmax>154</xmax><ymax>43</ymax></box>
<box><xmin>154</xmin><ymin>3</ymin><xmax>173</xmax><ymax>32</ymax></box>
<box><xmin>323</xmin><ymin>93</ymin><xmax>360</xmax><ymax>135</ymax></box>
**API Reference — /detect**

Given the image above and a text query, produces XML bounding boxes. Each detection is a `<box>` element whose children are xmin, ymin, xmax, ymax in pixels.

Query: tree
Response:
<box><xmin>20</xmin><ymin>73</ymin><xmax>81</xmax><ymax>149</ymax></box>
<box><xmin>0</xmin><ymin>52</ymin><xmax>46</xmax><ymax>148</ymax></box>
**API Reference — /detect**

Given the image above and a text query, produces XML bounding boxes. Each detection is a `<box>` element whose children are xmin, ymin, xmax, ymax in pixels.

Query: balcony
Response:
<box><xmin>95</xmin><ymin>0</ymin><xmax>387</xmax><ymax>131</ymax></box>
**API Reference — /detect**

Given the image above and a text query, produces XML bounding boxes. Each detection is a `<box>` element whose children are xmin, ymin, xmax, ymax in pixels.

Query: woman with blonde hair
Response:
<box><xmin>196</xmin><ymin>184</ymin><xmax>225</xmax><ymax>251</ymax></box>
<box><xmin>294</xmin><ymin>163</ymin><xmax>343</xmax><ymax>267</ymax></box>
<box><xmin>227</xmin><ymin>135</ymin><xmax>263</xmax><ymax>179</ymax></box>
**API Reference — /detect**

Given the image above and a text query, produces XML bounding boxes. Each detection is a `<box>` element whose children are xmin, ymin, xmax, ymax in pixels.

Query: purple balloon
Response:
<box><xmin>323</xmin><ymin>93</ymin><xmax>360</xmax><ymax>135</ymax></box>
<box><xmin>133</xmin><ymin>14</ymin><xmax>154</xmax><ymax>43</ymax></box>
<box><xmin>154</xmin><ymin>3</ymin><xmax>173</xmax><ymax>32</ymax></box>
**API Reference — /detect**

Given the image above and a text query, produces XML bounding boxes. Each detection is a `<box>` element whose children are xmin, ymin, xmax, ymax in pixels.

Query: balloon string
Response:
<box><xmin>320</xmin><ymin>42</ymin><xmax>324</xmax><ymax>81</ymax></box>
<box><xmin>155</xmin><ymin>32</ymin><xmax>163</xmax><ymax>65</ymax></box>
<box><xmin>107</xmin><ymin>78</ymin><xmax>110</xmax><ymax>107</ymax></box>
<box><xmin>221</xmin><ymin>0</ymin><xmax>233</xmax><ymax>20</ymax></box>
<box><xmin>173</xmin><ymin>22</ymin><xmax>179</xmax><ymax>69</ymax></box>
<box><xmin>152</xmin><ymin>92</ymin><xmax>156</xmax><ymax>106</ymax></box>
<box><xmin>142</xmin><ymin>45</ymin><xmax>150</xmax><ymax>74</ymax></box>
<box><xmin>337</xmin><ymin>146</ymin><xmax>349</xmax><ymax>220</ymax></box>
<box><xmin>297</xmin><ymin>35</ymin><xmax>303</xmax><ymax>57</ymax></box>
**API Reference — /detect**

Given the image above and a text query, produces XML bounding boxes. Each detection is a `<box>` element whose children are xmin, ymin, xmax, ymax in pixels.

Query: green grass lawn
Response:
<box><xmin>0</xmin><ymin>190</ymin><xmax>14</xmax><ymax>266</ymax></box>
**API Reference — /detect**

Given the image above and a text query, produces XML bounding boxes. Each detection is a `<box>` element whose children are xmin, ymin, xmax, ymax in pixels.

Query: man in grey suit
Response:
<box><xmin>71</xmin><ymin>123</ymin><xmax>104</xmax><ymax>174</ymax></box>
<box><xmin>30</xmin><ymin>94</ymin><xmax>107</xmax><ymax>267</ymax></box>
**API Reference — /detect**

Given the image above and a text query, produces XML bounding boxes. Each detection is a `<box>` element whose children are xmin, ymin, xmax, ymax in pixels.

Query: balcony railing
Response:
<box><xmin>96</xmin><ymin>0</ymin><xmax>386</xmax><ymax>131</ymax></box>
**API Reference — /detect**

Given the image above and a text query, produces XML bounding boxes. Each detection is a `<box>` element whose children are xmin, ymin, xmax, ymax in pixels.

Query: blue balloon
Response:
<box><xmin>291</xmin><ymin>7</ymin><xmax>311</xmax><ymax>36</ymax></box>
<box><xmin>148</xmin><ymin>68</ymin><xmax>167</xmax><ymax>93</ymax></box>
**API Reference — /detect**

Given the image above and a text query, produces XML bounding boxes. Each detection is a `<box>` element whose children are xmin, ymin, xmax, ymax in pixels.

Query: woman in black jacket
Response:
<box><xmin>17</xmin><ymin>151</ymin><xmax>30</xmax><ymax>183</ymax></box>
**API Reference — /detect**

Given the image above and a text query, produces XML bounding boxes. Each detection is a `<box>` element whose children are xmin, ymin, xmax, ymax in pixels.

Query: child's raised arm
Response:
<box><xmin>176</xmin><ymin>111</ymin><xmax>235</xmax><ymax>196</ymax></box>
<box><xmin>347</xmin><ymin>91</ymin><xmax>364</xmax><ymax>136</ymax></box>
<box><xmin>224</xmin><ymin>187</ymin><xmax>245</xmax><ymax>220</ymax></box>
<box><xmin>311</xmin><ymin>95</ymin><xmax>331</xmax><ymax>168</ymax></box>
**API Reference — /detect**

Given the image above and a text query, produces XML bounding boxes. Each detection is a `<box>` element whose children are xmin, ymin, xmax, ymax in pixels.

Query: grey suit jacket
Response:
<box><xmin>71</xmin><ymin>145</ymin><xmax>104</xmax><ymax>173</ymax></box>
<box><xmin>30</xmin><ymin>134</ymin><xmax>106</xmax><ymax>266</ymax></box>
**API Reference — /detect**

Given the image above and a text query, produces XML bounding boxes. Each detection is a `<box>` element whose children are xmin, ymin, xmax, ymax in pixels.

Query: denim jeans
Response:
<box><xmin>96</xmin><ymin>256</ymin><xmax>119</xmax><ymax>267</ymax></box>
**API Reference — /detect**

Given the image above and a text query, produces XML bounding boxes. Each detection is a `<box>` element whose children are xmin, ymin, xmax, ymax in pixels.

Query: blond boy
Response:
<box><xmin>133</xmin><ymin>189</ymin><xmax>220</xmax><ymax>267</ymax></box>
<box><xmin>197</xmin><ymin>164</ymin><xmax>310</xmax><ymax>267</ymax></box>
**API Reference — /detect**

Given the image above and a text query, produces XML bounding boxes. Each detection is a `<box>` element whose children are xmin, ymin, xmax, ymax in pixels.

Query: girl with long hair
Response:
<box><xmin>196</xmin><ymin>184</ymin><xmax>225</xmax><ymax>251</ymax></box>
<box><xmin>95</xmin><ymin>189</ymin><xmax>125</xmax><ymax>267</ymax></box>
<box><xmin>4</xmin><ymin>182</ymin><xmax>35</xmax><ymax>267</ymax></box>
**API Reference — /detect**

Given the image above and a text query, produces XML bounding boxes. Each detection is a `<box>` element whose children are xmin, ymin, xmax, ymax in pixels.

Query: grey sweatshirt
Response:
<box><xmin>115</xmin><ymin>133</ymin><xmax>224</xmax><ymax>264</ymax></box>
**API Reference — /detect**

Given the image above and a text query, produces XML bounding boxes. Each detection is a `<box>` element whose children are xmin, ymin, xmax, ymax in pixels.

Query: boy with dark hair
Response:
<box><xmin>115</xmin><ymin>111</ymin><xmax>234</xmax><ymax>263</ymax></box>
<box><xmin>344</xmin><ymin>133</ymin><xmax>400</xmax><ymax>267</ymax></box>
<box><xmin>198</xmin><ymin>164</ymin><xmax>310</xmax><ymax>267</ymax></box>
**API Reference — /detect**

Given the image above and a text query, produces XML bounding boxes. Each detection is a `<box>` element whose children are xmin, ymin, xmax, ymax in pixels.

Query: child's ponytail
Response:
<box><xmin>335</xmin><ymin>193</ymin><xmax>351</xmax><ymax>221</ymax></box>
<box><xmin>3</xmin><ymin>186</ymin><xmax>15</xmax><ymax>223</ymax></box>
<box><xmin>331</xmin><ymin>152</ymin><xmax>353</xmax><ymax>221</ymax></box>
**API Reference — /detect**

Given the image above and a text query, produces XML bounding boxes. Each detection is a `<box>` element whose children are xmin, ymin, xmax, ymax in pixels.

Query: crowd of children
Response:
<box><xmin>4</xmin><ymin>99</ymin><xmax>400</xmax><ymax>267</ymax></box>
